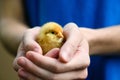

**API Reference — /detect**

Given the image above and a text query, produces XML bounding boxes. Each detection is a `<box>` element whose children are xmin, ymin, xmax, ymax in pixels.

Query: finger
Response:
<box><xmin>59</xmin><ymin>23</ymin><xmax>82</xmax><ymax>62</ymax></box>
<box><xmin>64</xmin><ymin>39</ymin><xmax>90</xmax><ymax>70</ymax></box>
<box><xmin>26</xmin><ymin>51</ymin><xmax>65</xmax><ymax>73</ymax></box>
<box><xmin>13</xmin><ymin>58</ymin><xmax>21</xmax><ymax>71</ymax></box>
<box><xmin>26</xmin><ymin>40</ymin><xmax>90</xmax><ymax>73</ymax></box>
<box><xmin>18</xmin><ymin>68</ymin><xmax>42</xmax><ymax>80</ymax></box>
<box><xmin>17</xmin><ymin>57</ymin><xmax>54</xmax><ymax>80</ymax></box>
<box><xmin>26</xmin><ymin>51</ymin><xmax>87</xmax><ymax>73</ymax></box>
<box><xmin>18</xmin><ymin>57</ymin><xmax>88</xmax><ymax>80</ymax></box>
<box><xmin>66</xmin><ymin>43</ymin><xmax>90</xmax><ymax>71</ymax></box>
<box><xmin>13</xmin><ymin>43</ymin><xmax>25</xmax><ymax>71</ymax></box>
<box><xmin>23</xmin><ymin>27</ymin><xmax>42</xmax><ymax>54</ymax></box>
<box><xmin>45</xmin><ymin>48</ymin><xmax>60</xmax><ymax>58</ymax></box>
<box><xmin>48</xmin><ymin>68</ymin><xmax>88</xmax><ymax>80</ymax></box>
<box><xmin>13</xmin><ymin>27</ymin><xmax>42</xmax><ymax>71</ymax></box>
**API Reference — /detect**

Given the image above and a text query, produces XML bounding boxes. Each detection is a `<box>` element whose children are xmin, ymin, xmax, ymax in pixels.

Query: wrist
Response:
<box><xmin>79</xmin><ymin>28</ymin><xmax>100</xmax><ymax>55</ymax></box>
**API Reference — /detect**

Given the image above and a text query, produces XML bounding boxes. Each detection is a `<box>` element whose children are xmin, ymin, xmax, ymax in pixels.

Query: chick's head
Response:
<box><xmin>41</xmin><ymin>22</ymin><xmax>63</xmax><ymax>40</ymax></box>
<box><xmin>36</xmin><ymin>22</ymin><xmax>65</xmax><ymax>54</ymax></box>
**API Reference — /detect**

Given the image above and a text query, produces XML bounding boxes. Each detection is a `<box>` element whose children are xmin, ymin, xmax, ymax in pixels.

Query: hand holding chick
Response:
<box><xmin>36</xmin><ymin>22</ymin><xmax>65</xmax><ymax>55</ymax></box>
<box><xmin>15</xmin><ymin>23</ymin><xmax>90</xmax><ymax>80</ymax></box>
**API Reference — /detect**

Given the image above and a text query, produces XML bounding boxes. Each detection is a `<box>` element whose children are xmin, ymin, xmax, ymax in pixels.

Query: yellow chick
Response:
<box><xmin>36</xmin><ymin>22</ymin><xmax>65</xmax><ymax>55</ymax></box>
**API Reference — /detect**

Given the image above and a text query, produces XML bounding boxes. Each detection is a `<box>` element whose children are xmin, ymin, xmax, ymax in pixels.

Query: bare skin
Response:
<box><xmin>80</xmin><ymin>26</ymin><xmax>120</xmax><ymax>55</ymax></box>
<box><xmin>1</xmin><ymin>0</ymin><xmax>120</xmax><ymax>56</ymax></box>
<box><xmin>0</xmin><ymin>1</ymin><xmax>90</xmax><ymax>80</ymax></box>
<box><xmin>1</xmin><ymin>0</ymin><xmax>120</xmax><ymax>80</ymax></box>
<box><xmin>0</xmin><ymin>0</ymin><xmax>28</xmax><ymax>55</ymax></box>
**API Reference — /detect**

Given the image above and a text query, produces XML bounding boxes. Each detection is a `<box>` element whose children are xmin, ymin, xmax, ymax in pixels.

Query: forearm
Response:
<box><xmin>0</xmin><ymin>0</ymin><xmax>29</xmax><ymax>55</ymax></box>
<box><xmin>80</xmin><ymin>25</ymin><xmax>120</xmax><ymax>55</ymax></box>
<box><xmin>0</xmin><ymin>18</ymin><xmax>28</xmax><ymax>55</ymax></box>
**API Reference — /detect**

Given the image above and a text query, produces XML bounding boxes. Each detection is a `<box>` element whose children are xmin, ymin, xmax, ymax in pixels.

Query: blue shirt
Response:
<box><xmin>24</xmin><ymin>0</ymin><xmax>120</xmax><ymax>80</ymax></box>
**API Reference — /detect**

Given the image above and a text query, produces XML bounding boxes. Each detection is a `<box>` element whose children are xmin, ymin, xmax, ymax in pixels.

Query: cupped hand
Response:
<box><xmin>13</xmin><ymin>27</ymin><xmax>42</xmax><ymax>71</ymax></box>
<box><xmin>16</xmin><ymin>23</ymin><xmax>90</xmax><ymax>80</ymax></box>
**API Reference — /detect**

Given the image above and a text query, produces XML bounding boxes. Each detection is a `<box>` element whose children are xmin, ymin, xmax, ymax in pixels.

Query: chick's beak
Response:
<box><xmin>57</xmin><ymin>32</ymin><xmax>64</xmax><ymax>38</ymax></box>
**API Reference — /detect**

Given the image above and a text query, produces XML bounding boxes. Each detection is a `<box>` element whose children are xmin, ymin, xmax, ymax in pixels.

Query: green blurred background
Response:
<box><xmin>0</xmin><ymin>41</ymin><xmax>18</xmax><ymax>80</ymax></box>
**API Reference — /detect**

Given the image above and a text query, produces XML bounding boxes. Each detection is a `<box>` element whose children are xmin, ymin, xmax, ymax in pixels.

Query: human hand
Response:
<box><xmin>16</xmin><ymin>23</ymin><xmax>90</xmax><ymax>80</ymax></box>
<box><xmin>79</xmin><ymin>28</ymin><xmax>99</xmax><ymax>55</ymax></box>
<box><xmin>13</xmin><ymin>27</ymin><xmax>42</xmax><ymax>71</ymax></box>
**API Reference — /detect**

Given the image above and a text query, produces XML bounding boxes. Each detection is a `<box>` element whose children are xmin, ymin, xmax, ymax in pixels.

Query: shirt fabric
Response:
<box><xmin>24</xmin><ymin>0</ymin><xmax>120</xmax><ymax>80</ymax></box>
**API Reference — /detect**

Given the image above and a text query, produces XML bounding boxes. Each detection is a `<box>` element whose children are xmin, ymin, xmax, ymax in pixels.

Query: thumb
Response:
<box><xmin>59</xmin><ymin>23</ymin><xmax>82</xmax><ymax>62</ymax></box>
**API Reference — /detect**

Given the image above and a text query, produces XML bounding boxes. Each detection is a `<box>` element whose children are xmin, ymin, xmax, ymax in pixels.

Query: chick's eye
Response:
<box><xmin>51</xmin><ymin>31</ymin><xmax>55</xmax><ymax>34</ymax></box>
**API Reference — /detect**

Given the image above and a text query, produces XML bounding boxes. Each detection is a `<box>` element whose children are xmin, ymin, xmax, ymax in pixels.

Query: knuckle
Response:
<box><xmin>25</xmin><ymin>42</ymin><xmax>37</xmax><ymax>51</ymax></box>
<box><xmin>84</xmin><ymin>58</ymin><xmax>90</xmax><ymax>67</ymax></box>
<box><xmin>78</xmin><ymin>69</ymin><xmax>88</xmax><ymax>79</ymax></box>
<box><xmin>81</xmin><ymin>56</ymin><xmax>90</xmax><ymax>69</ymax></box>
<box><xmin>65</xmin><ymin>22</ymin><xmax>78</xmax><ymax>29</ymax></box>
<box><xmin>64</xmin><ymin>22</ymin><xmax>78</xmax><ymax>34</ymax></box>
<box><xmin>87</xmin><ymin>58</ymin><xmax>90</xmax><ymax>66</ymax></box>
<box><xmin>82</xmin><ymin>69</ymin><xmax>88</xmax><ymax>79</ymax></box>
